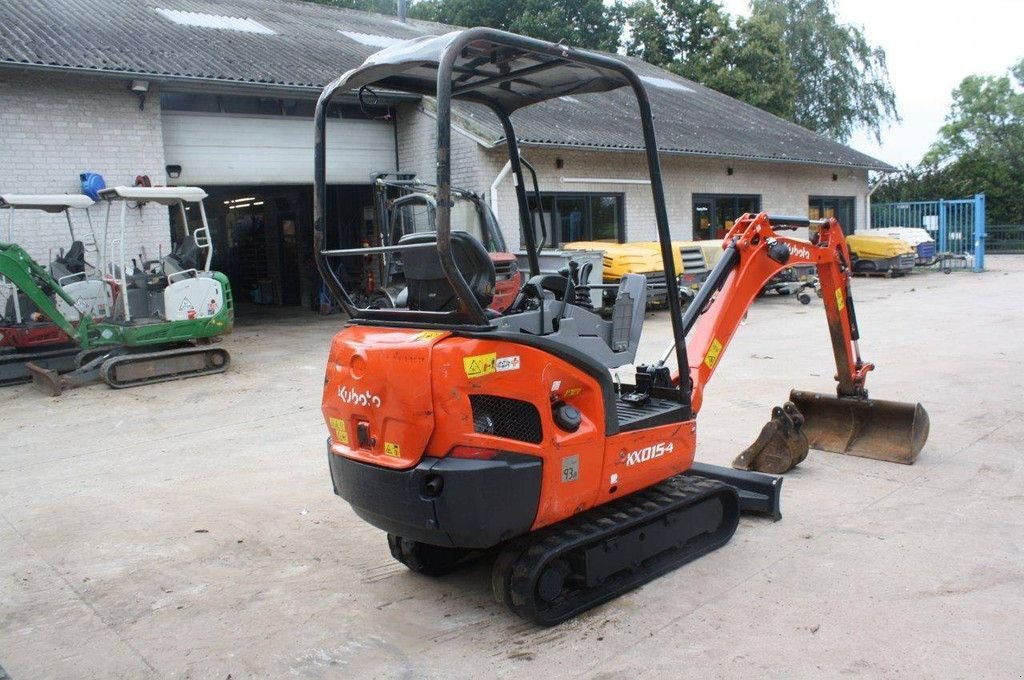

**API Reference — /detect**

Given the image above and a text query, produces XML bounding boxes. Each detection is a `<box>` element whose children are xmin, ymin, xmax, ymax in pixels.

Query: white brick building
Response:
<box><xmin>0</xmin><ymin>0</ymin><xmax>891</xmax><ymax>310</ymax></box>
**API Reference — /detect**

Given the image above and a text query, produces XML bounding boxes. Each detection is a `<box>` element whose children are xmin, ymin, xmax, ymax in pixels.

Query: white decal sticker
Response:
<box><xmin>561</xmin><ymin>454</ymin><xmax>580</xmax><ymax>482</ymax></box>
<box><xmin>496</xmin><ymin>356</ymin><xmax>520</xmax><ymax>372</ymax></box>
<box><xmin>337</xmin><ymin>385</ymin><xmax>382</xmax><ymax>408</ymax></box>
<box><xmin>552</xmin><ymin>380</ymin><xmax>562</xmax><ymax>392</ymax></box>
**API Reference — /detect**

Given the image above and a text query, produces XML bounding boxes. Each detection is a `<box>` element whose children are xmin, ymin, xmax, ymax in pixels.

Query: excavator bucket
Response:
<box><xmin>788</xmin><ymin>389</ymin><xmax>930</xmax><ymax>465</ymax></box>
<box><xmin>733</xmin><ymin>401</ymin><xmax>809</xmax><ymax>474</ymax></box>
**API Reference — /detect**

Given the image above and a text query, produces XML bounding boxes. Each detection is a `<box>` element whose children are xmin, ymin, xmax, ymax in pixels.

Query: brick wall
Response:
<box><xmin>0</xmin><ymin>69</ymin><xmax>170</xmax><ymax>268</ymax></box>
<box><xmin>394</xmin><ymin>102</ymin><xmax>489</xmax><ymax>193</ymax></box>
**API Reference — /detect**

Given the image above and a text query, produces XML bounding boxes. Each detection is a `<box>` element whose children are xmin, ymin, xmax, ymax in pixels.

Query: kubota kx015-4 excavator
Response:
<box><xmin>313</xmin><ymin>29</ymin><xmax>930</xmax><ymax>625</ymax></box>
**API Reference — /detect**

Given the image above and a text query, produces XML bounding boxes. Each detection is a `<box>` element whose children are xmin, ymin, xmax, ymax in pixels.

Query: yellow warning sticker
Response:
<box><xmin>835</xmin><ymin>289</ymin><xmax>846</xmax><ymax>311</ymax></box>
<box><xmin>703</xmin><ymin>338</ymin><xmax>724</xmax><ymax>370</ymax></box>
<box><xmin>414</xmin><ymin>330</ymin><xmax>444</xmax><ymax>342</ymax></box>
<box><xmin>564</xmin><ymin>387</ymin><xmax>583</xmax><ymax>398</ymax></box>
<box><xmin>328</xmin><ymin>417</ymin><xmax>349</xmax><ymax>445</ymax></box>
<box><xmin>463</xmin><ymin>352</ymin><xmax>497</xmax><ymax>379</ymax></box>
<box><xmin>383</xmin><ymin>441</ymin><xmax>401</xmax><ymax>457</ymax></box>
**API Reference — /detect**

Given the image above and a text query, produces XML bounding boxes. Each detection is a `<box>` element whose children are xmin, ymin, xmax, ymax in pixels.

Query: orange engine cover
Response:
<box><xmin>322</xmin><ymin>325</ymin><xmax>697</xmax><ymax>531</ymax></box>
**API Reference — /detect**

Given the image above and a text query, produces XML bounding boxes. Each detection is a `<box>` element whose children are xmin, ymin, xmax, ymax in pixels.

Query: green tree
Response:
<box><xmin>623</xmin><ymin>0</ymin><xmax>732</xmax><ymax>74</ymax></box>
<box><xmin>690</xmin><ymin>13</ymin><xmax>797</xmax><ymax>120</ymax></box>
<box><xmin>749</xmin><ymin>0</ymin><xmax>898</xmax><ymax>142</ymax></box>
<box><xmin>880</xmin><ymin>60</ymin><xmax>1024</xmax><ymax>225</ymax></box>
<box><xmin>408</xmin><ymin>0</ymin><xmax>625</xmax><ymax>52</ymax></box>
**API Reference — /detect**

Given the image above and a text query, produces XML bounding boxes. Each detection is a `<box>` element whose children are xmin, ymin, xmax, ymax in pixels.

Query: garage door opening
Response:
<box><xmin>170</xmin><ymin>184</ymin><xmax>374</xmax><ymax>315</ymax></box>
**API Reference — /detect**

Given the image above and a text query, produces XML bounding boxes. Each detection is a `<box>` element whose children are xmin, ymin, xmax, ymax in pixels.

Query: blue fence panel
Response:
<box><xmin>870</xmin><ymin>194</ymin><xmax>985</xmax><ymax>272</ymax></box>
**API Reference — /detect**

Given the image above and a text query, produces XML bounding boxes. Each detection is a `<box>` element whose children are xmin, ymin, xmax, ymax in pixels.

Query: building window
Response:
<box><xmin>692</xmin><ymin>194</ymin><xmax>761</xmax><ymax>240</ymax></box>
<box><xmin>809</xmin><ymin>196</ymin><xmax>855</xmax><ymax>231</ymax></box>
<box><xmin>160</xmin><ymin>92</ymin><xmax>221</xmax><ymax>113</ymax></box>
<box><xmin>527</xmin><ymin>193</ymin><xmax>625</xmax><ymax>247</ymax></box>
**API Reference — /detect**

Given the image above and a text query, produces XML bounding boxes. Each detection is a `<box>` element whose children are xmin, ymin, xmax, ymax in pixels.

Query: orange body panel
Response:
<box><xmin>323</xmin><ymin>326</ymin><xmax>699</xmax><ymax>531</ymax></box>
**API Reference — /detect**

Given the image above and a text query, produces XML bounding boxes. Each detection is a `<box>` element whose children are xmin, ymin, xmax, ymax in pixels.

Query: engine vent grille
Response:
<box><xmin>469</xmin><ymin>395</ymin><xmax>543</xmax><ymax>444</ymax></box>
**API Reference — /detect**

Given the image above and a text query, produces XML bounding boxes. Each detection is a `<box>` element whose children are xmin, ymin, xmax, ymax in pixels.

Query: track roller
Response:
<box><xmin>492</xmin><ymin>475</ymin><xmax>739</xmax><ymax>626</ymax></box>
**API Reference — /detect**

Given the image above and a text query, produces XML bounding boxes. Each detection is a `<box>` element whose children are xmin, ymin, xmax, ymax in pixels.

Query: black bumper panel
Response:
<box><xmin>327</xmin><ymin>442</ymin><xmax>542</xmax><ymax>549</ymax></box>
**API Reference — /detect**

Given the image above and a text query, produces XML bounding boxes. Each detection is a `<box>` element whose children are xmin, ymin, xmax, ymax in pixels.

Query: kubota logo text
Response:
<box><xmin>789</xmin><ymin>245</ymin><xmax>812</xmax><ymax>260</ymax></box>
<box><xmin>621</xmin><ymin>441</ymin><xmax>674</xmax><ymax>466</ymax></box>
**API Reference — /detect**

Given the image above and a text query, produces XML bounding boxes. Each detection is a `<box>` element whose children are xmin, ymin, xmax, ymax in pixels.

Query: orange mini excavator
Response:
<box><xmin>313</xmin><ymin>29</ymin><xmax>929</xmax><ymax>625</ymax></box>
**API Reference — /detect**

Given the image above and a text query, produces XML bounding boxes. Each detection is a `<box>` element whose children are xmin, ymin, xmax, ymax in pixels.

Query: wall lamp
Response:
<box><xmin>129</xmin><ymin>79</ymin><xmax>150</xmax><ymax>110</ymax></box>
<box><xmin>166</xmin><ymin>164</ymin><xmax>182</xmax><ymax>179</ymax></box>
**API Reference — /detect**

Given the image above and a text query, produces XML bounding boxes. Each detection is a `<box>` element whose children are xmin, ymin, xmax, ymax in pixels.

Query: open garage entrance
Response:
<box><xmin>160</xmin><ymin>90</ymin><xmax>398</xmax><ymax>315</ymax></box>
<box><xmin>170</xmin><ymin>184</ymin><xmax>374</xmax><ymax>314</ymax></box>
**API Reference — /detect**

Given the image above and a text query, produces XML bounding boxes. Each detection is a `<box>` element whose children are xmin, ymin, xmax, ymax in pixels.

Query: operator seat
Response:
<box><xmin>162</xmin><ymin>236</ymin><xmax>202</xmax><ymax>276</ymax></box>
<box><xmin>51</xmin><ymin>241</ymin><xmax>86</xmax><ymax>278</ymax></box>
<box><xmin>398</xmin><ymin>231</ymin><xmax>496</xmax><ymax>313</ymax></box>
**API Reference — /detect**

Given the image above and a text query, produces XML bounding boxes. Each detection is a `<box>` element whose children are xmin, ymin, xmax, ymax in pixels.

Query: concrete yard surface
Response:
<box><xmin>2</xmin><ymin>258</ymin><xmax>1023</xmax><ymax>679</ymax></box>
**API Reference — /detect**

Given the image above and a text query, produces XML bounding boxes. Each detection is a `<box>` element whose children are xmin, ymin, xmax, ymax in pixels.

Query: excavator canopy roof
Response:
<box><xmin>0</xmin><ymin>194</ymin><xmax>95</xmax><ymax>212</ymax></box>
<box><xmin>333</xmin><ymin>30</ymin><xmax>634</xmax><ymax>112</ymax></box>
<box><xmin>98</xmin><ymin>186</ymin><xmax>208</xmax><ymax>205</ymax></box>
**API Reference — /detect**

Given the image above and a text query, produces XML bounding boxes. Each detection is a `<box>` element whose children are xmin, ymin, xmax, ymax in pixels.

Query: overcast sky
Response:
<box><xmin>720</xmin><ymin>0</ymin><xmax>1023</xmax><ymax>168</ymax></box>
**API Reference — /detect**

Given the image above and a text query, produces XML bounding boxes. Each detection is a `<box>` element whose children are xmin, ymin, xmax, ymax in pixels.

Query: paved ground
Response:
<box><xmin>2</xmin><ymin>258</ymin><xmax>1022</xmax><ymax>679</ymax></box>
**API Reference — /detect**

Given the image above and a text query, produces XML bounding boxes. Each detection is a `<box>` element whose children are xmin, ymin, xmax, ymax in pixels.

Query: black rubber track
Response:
<box><xmin>493</xmin><ymin>474</ymin><xmax>740</xmax><ymax>626</ymax></box>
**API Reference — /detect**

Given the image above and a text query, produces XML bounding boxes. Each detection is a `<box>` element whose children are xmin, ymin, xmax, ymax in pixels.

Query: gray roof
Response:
<box><xmin>0</xmin><ymin>0</ymin><xmax>893</xmax><ymax>170</ymax></box>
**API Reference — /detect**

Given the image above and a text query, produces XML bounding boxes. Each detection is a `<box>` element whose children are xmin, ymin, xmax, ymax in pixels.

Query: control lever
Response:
<box><xmin>555</xmin><ymin>260</ymin><xmax>578</xmax><ymax>326</ymax></box>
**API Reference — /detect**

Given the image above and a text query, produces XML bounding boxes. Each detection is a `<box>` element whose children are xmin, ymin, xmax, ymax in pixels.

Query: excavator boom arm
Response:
<box><xmin>0</xmin><ymin>241</ymin><xmax>84</xmax><ymax>341</ymax></box>
<box><xmin>673</xmin><ymin>214</ymin><xmax>871</xmax><ymax>414</ymax></box>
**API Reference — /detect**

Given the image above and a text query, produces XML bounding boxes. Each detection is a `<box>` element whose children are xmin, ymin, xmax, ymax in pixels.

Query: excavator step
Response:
<box><xmin>491</xmin><ymin>474</ymin><xmax>739</xmax><ymax>626</ymax></box>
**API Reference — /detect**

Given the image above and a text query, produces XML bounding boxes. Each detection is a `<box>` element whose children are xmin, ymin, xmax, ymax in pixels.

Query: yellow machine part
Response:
<box><xmin>563</xmin><ymin>240</ymin><xmax>714</xmax><ymax>280</ymax></box>
<box><xmin>563</xmin><ymin>241</ymin><xmax>666</xmax><ymax>280</ymax></box>
<box><xmin>846</xmin><ymin>233</ymin><xmax>916</xmax><ymax>260</ymax></box>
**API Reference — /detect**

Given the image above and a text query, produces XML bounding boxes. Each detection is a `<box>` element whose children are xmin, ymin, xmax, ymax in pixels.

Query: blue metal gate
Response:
<box><xmin>870</xmin><ymin>194</ymin><xmax>986</xmax><ymax>272</ymax></box>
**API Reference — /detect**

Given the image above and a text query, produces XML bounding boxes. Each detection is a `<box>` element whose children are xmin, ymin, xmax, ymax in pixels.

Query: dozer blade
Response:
<box><xmin>789</xmin><ymin>389</ymin><xmax>930</xmax><ymax>465</ymax></box>
<box><xmin>732</xmin><ymin>401</ymin><xmax>809</xmax><ymax>475</ymax></box>
<box><xmin>26</xmin><ymin>362</ymin><xmax>65</xmax><ymax>396</ymax></box>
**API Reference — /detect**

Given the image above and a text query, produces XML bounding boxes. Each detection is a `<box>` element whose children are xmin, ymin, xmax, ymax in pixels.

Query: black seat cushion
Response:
<box><xmin>168</xmin><ymin>236</ymin><xmax>201</xmax><ymax>271</ymax></box>
<box><xmin>56</xmin><ymin>240</ymin><xmax>86</xmax><ymax>274</ymax></box>
<box><xmin>398</xmin><ymin>231</ymin><xmax>495</xmax><ymax>312</ymax></box>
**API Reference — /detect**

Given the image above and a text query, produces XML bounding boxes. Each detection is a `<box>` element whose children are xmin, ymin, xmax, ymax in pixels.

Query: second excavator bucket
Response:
<box><xmin>733</xmin><ymin>401</ymin><xmax>809</xmax><ymax>474</ymax></box>
<box><xmin>789</xmin><ymin>389</ymin><xmax>930</xmax><ymax>465</ymax></box>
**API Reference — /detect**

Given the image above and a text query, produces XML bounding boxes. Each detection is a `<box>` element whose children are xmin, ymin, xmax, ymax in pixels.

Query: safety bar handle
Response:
<box><xmin>167</xmin><ymin>268</ymin><xmax>199</xmax><ymax>283</ymax></box>
<box><xmin>58</xmin><ymin>271</ymin><xmax>88</xmax><ymax>286</ymax></box>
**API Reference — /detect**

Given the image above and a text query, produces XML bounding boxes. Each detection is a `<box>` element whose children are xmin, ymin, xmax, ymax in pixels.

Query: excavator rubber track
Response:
<box><xmin>492</xmin><ymin>474</ymin><xmax>739</xmax><ymax>626</ymax></box>
<box><xmin>28</xmin><ymin>344</ymin><xmax>230</xmax><ymax>395</ymax></box>
<box><xmin>101</xmin><ymin>345</ymin><xmax>230</xmax><ymax>389</ymax></box>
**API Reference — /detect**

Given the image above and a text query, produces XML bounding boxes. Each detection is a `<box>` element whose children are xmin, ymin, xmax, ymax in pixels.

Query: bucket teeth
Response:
<box><xmin>732</xmin><ymin>401</ymin><xmax>809</xmax><ymax>474</ymax></box>
<box><xmin>788</xmin><ymin>389</ymin><xmax>930</xmax><ymax>465</ymax></box>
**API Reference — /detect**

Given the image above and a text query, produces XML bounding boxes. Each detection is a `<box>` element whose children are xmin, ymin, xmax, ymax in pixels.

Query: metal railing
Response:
<box><xmin>871</xmin><ymin>194</ymin><xmax>986</xmax><ymax>271</ymax></box>
<box><xmin>986</xmin><ymin>225</ymin><xmax>1024</xmax><ymax>253</ymax></box>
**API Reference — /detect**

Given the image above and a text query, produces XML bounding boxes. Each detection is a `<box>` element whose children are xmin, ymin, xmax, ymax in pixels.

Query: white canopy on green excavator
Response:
<box><xmin>0</xmin><ymin>194</ymin><xmax>95</xmax><ymax>212</ymax></box>
<box><xmin>98</xmin><ymin>186</ymin><xmax>208</xmax><ymax>205</ymax></box>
